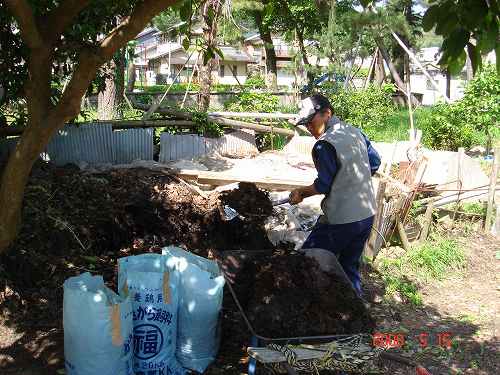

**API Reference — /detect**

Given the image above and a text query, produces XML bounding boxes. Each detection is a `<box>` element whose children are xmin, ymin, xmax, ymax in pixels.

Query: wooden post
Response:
<box><xmin>390</xmin><ymin>31</ymin><xmax>451</xmax><ymax>103</ymax></box>
<box><xmin>181</xmin><ymin>62</ymin><xmax>198</xmax><ymax>109</ymax></box>
<box><xmin>364</xmin><ymin>181</ymin><xmax>387</xmax><ymax>259</ymax></box>
<box><xmin>142</xmin><ymin>49</ymin><xmax>195</xmax><ymax>120</ymax></box>
<box><xmin>405</xmin><ymin>54</ymin><xmax>415</xmax><ymax>141</ymax></box>
<box><xmin>419</xmin><ymin>199</ymin><xmax>435</xmax><ymax>243</ymax></box>
<box><xmin>453</xmin><ymin>147</ymin><xmax>465</xmax><ymax>222</ymax></box>
<box><xmin>485</xmin><ymin>147</ymin><xmax>500</xmax><ymax>231</ymax></box>
<box><xmin>364</xmin><ymin>48</ymin><xmax>378</xmax><ymax>89</ymax></box>
<box><xmin>397</xmin><ymin>218</ymin><xmax>411</xmax><ymax>251</ymax></box>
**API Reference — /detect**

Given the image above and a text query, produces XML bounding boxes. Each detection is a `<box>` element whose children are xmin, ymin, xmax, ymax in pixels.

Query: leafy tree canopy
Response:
<box><xmin>422</xmin><ymin>0</ymin><xmax>499</xmax><ymax>74</ymax></box>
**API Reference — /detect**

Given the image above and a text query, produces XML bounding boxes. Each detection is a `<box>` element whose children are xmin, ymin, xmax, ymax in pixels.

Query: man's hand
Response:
<box><xmin>289</xmin><ymin>189</ymin><xmax>304</xmax><ymax>205</ymax></box>
<box><xmin>290</xmin><ymin>184</ymin><xmax>322</xmax><ymax>205</ymax></box>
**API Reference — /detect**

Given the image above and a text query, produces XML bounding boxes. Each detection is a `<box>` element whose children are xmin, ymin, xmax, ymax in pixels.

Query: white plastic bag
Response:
<box><xmin>118</xmin><ymin>254</ymin><xmax>184</xmax><ymax>375</ymax></box>
<box><xmin>63</xmin><ymin>272</ymin><xmax>134</xmax><ymax>375</ymax></box>
<box><xmin>163</xmin><ymin>246</ymin><xmax>225</xmax><ymax>372</ymax></box>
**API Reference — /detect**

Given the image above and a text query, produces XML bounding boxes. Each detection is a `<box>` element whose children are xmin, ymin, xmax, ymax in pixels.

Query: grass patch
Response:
<box><xmin>383</xmin><ymin>274</ymin><xmax>423</xmax><ymax>306</ymax></box>
<box><xmin>444</xmin><ymin>202</ymin><xmax>487</xmax><ymax>216</ymax></box>
<box><xmin>407</xmin><ymin>237</ymin><xmax>466</xmax><ymax>280</ymax></box>
<box><xmin>376</xmin><ymin>234</ymin><xmax>465</xmax><ymax>305</ymax></box>
<box><xmin>369</xmin><ymin>107</ymin><xmax>434</xmax><ymax>143</ymax></box>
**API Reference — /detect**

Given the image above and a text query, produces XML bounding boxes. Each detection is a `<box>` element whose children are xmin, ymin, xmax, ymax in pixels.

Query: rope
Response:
<box><xmin>265</xmin><ymin>335</ymin><xmax>384</xmax><ymax>373</ymax></box>
<box><xmin>415</xmin><ymin>186</ymin><xmax>499</xmax><ymax>193</ymax></box>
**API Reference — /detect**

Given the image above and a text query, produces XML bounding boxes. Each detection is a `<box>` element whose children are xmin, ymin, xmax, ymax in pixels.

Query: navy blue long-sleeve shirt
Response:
<box><xmin>312</xmin><ymin>132</ymin><xmax>381</xmax><ymax>194</ymax></box>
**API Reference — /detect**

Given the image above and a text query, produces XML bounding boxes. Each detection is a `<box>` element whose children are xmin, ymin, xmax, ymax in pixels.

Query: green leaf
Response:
<box><xmin>447</xmin><ymin>50</ymin><xmax>467</xmax><ymax>76</ymax></box>
<box><xmin>182</xmin><ymin>37</ymin><xmax>190</xmax><ymax>51</ymax></box>
<box><xmin>461</xmin><ymin>0</ymin><xmax>488</xmax><ymax>29</ymax></box>
<box><xmin>496</xmin><ymin>44</ymin><xmax>500</xmax><ymax>75</ymax></box>
<box><xmin>203</xmin><ymin>48</ymin><xmax>215</xmax><ymax>65</ymax></box>
<box><xmin>213</xmin><ymin>47</ymin><xmax>224</xmax><ymax>59</ymax></box>
<box><xmin>445</xmin><ymin>29</ymin><xmax>470</xmax><ymax>58</ymax></box>
<box><xmin>179</xmin><ymin>2</ymin><xmax>191</xmax><ymax>21</ymax></box>
<box><xmin>477</xmin><ymin>29</ymin><xmax>497</xmax><ymax>53</ymax></box>
<box><xmin>466</xmin><ymin>43</ymin><xmax>482</xmax><ymax>75</ymax></box>
<box><xmin>422</xmin><ymin>5</ymin><xmax>439</xmax><ymax>32</ymax></box>
<box><xmin>81</xmin><ymin>255</ymin><xmax>98</xmax><ymax>263</ymax></box>
<box><xmin>207</xmin><ymin>7</ymin><xmax>215</xmax><ymax>25</ymax></box>
<box><xmin>435</xmin><ymin>12</ymin><xmax>458</xmax><ymax>36</ymax></box>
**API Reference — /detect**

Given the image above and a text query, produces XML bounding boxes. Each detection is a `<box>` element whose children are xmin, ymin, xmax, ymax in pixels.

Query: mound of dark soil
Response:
<box><xmin>242</xmin><ymin>251</ymin><xmax>375</xmax><ymax>337</ymax></box>
<box><xmin>219</xmin><ymin>181</ymin><xmax>273</xmax><ymax>219</ymax></box>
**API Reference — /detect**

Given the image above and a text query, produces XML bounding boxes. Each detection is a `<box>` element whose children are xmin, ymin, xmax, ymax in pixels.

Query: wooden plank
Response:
<box><xmin>365</xmin><ymin>181</ymin><xmax>387</xmax><ymax>259</ymax></box>
<box><xmin>485</xmin><ymin>147</ymin><xmax>500</xmax><ymax>231</ymax></box>
<box><xmin>0</xmin><ymin>120</ymin><xmax>197</xmax><ymax>137</ymax></box>
<box><xmin>452</xmin><ymin>147</ymin><xmax>465</xmax><ymax>222</ymax></box>
<box><xmin>176</xmin><ymin>169</ymin><xmax>310</xmax><ymax>191</ymax></box>
<box><xmin>419</xmin><ymin>199</ymin><xmax>434</xmax><ymax>243</ymax></box>
<box><xmin>131</xmin><ymin>100</ymin><xmax>296</xmax><ymax>136</ymax></box>
<box><xmin>391</xmin><ymin>31</ymin><xmax>451</xmax><ymax>103</ymax></box>
<box><xmin>247</xmin><ymin>347</ymin><xmax>326</xmax><ymax>364</ymax></box>
<box><xmin>397</xmin><ymin>218</ymin><xmax>411</xmax><ymax>251</ymax></box>
<box><xmin>207</xmin><ymin>116</ymin><xmax>295</xmax><ymax>136</ymax></box>
<box><xmin>209</xmin><ymin>111</ymin><xmax>295</xmax><ymax>119</ymax></box>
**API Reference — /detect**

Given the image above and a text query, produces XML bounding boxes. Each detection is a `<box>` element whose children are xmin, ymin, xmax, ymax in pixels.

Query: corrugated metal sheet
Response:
<box><xmin>0</xmin><ymin>137</ymin><xmax>19</xmax><ymax>162</ymax></box>
<box><xmin>283</xmin><ymin>135</ymin><xmax>315</xmax><ymax>155</ymax></box>
<box><xmin>211</xmin><ymin>129</ymin><xmax>258</xmax><ymax>157</ymax></box>
<box><xmin>113</xmin><ymin>128</ymin><xmax>154</xmax><ymax>164</ymax></box>
<box><xmin>46</xmin><ymin>123</ymin><xmax>115</xmax><ymax>166</ymax></box>
<box><xmin>159</xmin><ymin>130</ymin><xmax>258</xmax><ymax>162</ymax></box>
<box><xmin>159</xmin><ymin>133</ymin><xmax>207</xmax><ymax>163</ymax></box>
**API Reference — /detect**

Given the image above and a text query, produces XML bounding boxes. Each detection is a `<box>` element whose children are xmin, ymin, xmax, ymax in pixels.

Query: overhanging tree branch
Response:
<box><xmin>99</xmin><ymin>0</ymin><xmax>179</xmax><ymax>59</ymax></box>
<box><xmin>5</xmin><ymin>0</ymin><xmax>44</xmax><ymax>49</ymax></box>
<box><xmin>44</xmin><ymin>0</ymin><xmax>92</xmax><ymax>42</ymax></box>
<box><xmin>54</xmin><ymin>0</ymin><xmax>180</xmax><ymax>122</ymax></box>
<box><xmin>0</xmin><ymin>0</ymin><xmax>182</xmax><ymax>253</ymax></box>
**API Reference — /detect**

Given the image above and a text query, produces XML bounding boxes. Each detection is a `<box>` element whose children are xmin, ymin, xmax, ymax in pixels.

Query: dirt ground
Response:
<box><xmin>0</xmin><ymin>163</ymin><xmax>498</xmax><ymax>374</ymax></box>
<box><xmin>362</xmin><ymin>231</ymin><xmax>499</xmax><ymax>375</ymax></box>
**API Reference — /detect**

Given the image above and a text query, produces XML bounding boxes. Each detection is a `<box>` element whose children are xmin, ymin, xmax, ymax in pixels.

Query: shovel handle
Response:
<box><xmin>273</xmin><ymin>197</ymin><xmax>290</xmax><ymax>206</ymax></box>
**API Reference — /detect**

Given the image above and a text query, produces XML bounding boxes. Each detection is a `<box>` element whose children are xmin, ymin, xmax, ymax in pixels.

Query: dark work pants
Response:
<box><xmin>302</xmin><ymin>215</ymin><xmax>374</xmax><ymax>296</ymax></box>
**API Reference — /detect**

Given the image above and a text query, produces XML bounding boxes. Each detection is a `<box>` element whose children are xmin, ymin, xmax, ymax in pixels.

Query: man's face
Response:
<box><xmin>306</xmin><ymin>109</ymin><xmax>331</xmax><ymax>139</ymax></box>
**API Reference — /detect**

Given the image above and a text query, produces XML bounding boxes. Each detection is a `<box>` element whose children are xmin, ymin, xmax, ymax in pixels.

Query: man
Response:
<box><xmin>290</xmin><ymin>94</ymin><xmax>381</xmax><ymax>297</ymax></box>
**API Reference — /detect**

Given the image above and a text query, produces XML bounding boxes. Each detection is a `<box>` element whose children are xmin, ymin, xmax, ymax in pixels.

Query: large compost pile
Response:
<box><xmin>245</xmin><ymin>250</ymin><xmax>375</xmax><ymax>337</ymax></box>
<box><xmin>0</xmin><ymin>162</ymin><xmax>374</xmax><ymax>374</ymax></box>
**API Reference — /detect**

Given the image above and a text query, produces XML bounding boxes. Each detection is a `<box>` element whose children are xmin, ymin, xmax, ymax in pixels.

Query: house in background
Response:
<box><xmin>133</xmin><ymin>25</ymin><xmax>256</xmax><ymax>87</ymax></box>
<box><xmin>133</xmin><ymin>26</ymin><xmax>491</xmax><ymax>103</ymax></box>
<box><xmin>243</xmin><ymin>34</ymin><xmax>323</xmax><ymax>88</ymax></box>
<box><xmin>409</xmin><ymin>46</ymin><xmax>466</xmax><ymax>105</ymax></box>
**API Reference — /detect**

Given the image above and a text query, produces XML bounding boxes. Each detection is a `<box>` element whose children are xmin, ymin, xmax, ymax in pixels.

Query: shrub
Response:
<box><xmin>224</xmin><ymin>91</ymin><xmax>280</xmax><ymax>113</ymax></box>
<box><xmin>460</xmin><ymin>64</ymin><xmax>499</xmax><ymax>150</ymax></box>
<box><xmin>244</xmin><ymin>75</ymin><xmax>266</xmax><ymax>89</ymax></box>
<box><xmin>419</xmin><ymin>65</ymin><xmax>499</xmax><ymax>151</ymax></box>
<box><xmin>324</xmin><ymin>85</ymin><xmax>396</xmax><ymax>139</ymax></box>
<box><xmin>418</xmin><ymin>103</ymin><xmax>479</xmax><ymax>150</ymax></box>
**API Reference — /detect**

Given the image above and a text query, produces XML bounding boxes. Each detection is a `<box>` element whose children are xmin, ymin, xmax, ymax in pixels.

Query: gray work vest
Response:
<box><xmin>317</xmin><ymin>117</ymin><xmax>376</xmax><ymax>224</ymax></box>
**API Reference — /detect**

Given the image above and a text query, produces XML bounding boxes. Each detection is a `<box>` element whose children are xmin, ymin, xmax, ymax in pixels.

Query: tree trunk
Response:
<box><xmin>446</xmin><ymin>68</ymin><xmax>451</xmax><ymax>98</ymax></box>
<box><xmin>0</xmin><ymin>115</ymin><xmax>57</xmax><ymax>252</ymax></box>
<box><xmin>98</xmin><ymin>60</ymin><xmax>118</xmax><ymax>120</ymax></box>
<box><xmin>374</xmin><ymin>49</ymin><xmax>385</xmax><ymax>86</ymax></box>
<box><xmin>116</xmin><ymin>48</ymin><xmax>125</xmax><ymax>114</ymax></box>
<box><xmin>127</xmin><ymin>60</ymin><xmax>136</xmax><ymax>92</ymax></box>
<box><xmin>199</xmin><ymin>59</ymin><xmax>215</xmax><ymax>111</ymax></box>
<box><xmin>296</xmin><ymin>27</ymin><xmax>310</xmax><ymax>66</ymax></box>
<box><xmin>376</xmin><ymin>38</ymin><xmax>419</xmax><ymax>106</ymax></box>
<box><xmin>255</xmin><ymin>11</ymin><xmax>278</xmax><ymax>91</ymax></box>
<box><xmin>296</xmin><ymin>26</ymin><xmax>315</xmax><ymax>87</ymax></box>
<box><xmin>98</xmin><ymin>49</ymin><xmax>125</xmax><ymax>121</ymax></box>
<box><xmin>198</xmin><ymin>0</ymin><xmax>223</xmax><ymax>111</ymax></box>
<box><xmin>0</xmin><ymin>0</ymin><xmax>179</xmax><ymax>254</ymax></box>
